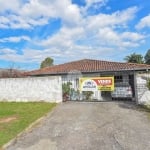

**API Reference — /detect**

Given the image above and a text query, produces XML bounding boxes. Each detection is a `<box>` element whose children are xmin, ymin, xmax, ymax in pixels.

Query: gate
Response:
<box><xmin>62</xmin><ymin>70</ymin><xmax>136</xmax><ymax>102</ymax></box>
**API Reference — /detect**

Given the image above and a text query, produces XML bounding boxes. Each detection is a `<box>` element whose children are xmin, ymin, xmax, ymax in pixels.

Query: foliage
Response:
<box><xmin>82</xmin><ymin>91</ymin><xmax>94</xmax><ymax>100</ymax></box>
<box><xmin>124</xmin><ymin>53</ymin><xmax>144</xmax><ymax>64</ymax></box>
<box><xmin>147</xmin><ymin>79</ymin><xmax>150</xmax><ymax>90</ymax></box>
<box><xmin>0</xmin><ymin>102</ymin><xmax>56</xmax><ymax>147</ymax></box>
<box><xmin>0</xmin><ymin>62</ymin><xmax>24</xmax><ymax>78</ymax></box>
<box><xmin>0</xmin><ymin>69</ymin><xmax>23</xmax><ymax>78</ymax></box>
<box><xmin>62</xmin><ymin>82</ymin><xmax>72</xmax><ymax>101</ymax></box>
<box><xmin>62</xmin><ymin>82</ymin><xmax>72</xmax><ymax>95</ymax></box>
<box><xmin>144</xmin><ymin>49</ymin><xmax>150</xmax><ymax>64</ymax></box>
<box><xmin>40</xmin><ymin>57</ymin><xmax>54</xmax><ymax>68</ymax></box>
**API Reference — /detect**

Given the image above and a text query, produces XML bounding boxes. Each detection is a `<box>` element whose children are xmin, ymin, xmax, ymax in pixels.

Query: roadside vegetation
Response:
<box><xmin>140</xmin><ymin>104</ymin><xmax>150</xmax><ymax>111</ymax></box>
<box><xmin>137</xmin><ymin>104</ymin><xmax>150</xmax><ymax>120</ymax></box>
<box><xmin>0</xmin><ymin>102</ymin><xmax>56</xmax><ymax>148</ymax></box>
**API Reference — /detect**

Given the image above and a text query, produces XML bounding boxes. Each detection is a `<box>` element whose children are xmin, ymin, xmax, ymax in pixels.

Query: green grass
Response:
<box><xmin>0</xmin><ymin>102</ymin><xmax>56</xmax><ymax>148</ymax></box>
<box><xmin>137</xmin><ymin>104</ymin><xmax>150</xmax><ymax>112</ymax></box>
<box><xmin>137</xmin><ymin>104</ymin><xmax>150</xmax><ymax>119</ymax></box>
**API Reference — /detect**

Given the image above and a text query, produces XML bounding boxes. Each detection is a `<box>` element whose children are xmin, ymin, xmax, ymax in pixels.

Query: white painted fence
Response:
<box><xmin>0</xmin><ymin>76</ymin><xmax>62</xmax><ymax>103</ymax></box>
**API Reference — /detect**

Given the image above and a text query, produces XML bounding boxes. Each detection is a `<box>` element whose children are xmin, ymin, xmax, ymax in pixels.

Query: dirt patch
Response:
<box><xmin>0</xmin><ymin>116</ymin><xmax>17</xmax><ymax>124</ymax></box>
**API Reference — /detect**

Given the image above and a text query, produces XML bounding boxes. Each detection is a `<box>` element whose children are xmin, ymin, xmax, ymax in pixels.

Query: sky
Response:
<box><xmin>0</xmin><ymin>0</ymin><xmax>150</xmax><ymax>70</ymax></box>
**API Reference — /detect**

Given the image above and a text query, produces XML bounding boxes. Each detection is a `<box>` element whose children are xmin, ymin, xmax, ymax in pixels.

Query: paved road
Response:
<box><xmin>5</xmin><ymin>101</ymin><xmax>150</xmax><ymax>150</ymax></box>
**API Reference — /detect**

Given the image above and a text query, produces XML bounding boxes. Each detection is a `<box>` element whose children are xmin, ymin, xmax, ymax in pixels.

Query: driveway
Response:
<box><xmin>5</xmin><ymin>101</ymin><xmax>150</xmax><ymax>150</ymax></box>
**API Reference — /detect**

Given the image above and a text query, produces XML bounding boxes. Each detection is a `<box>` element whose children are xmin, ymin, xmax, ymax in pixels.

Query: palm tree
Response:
<box><xmin>124</xmin><ymin>53</ymin><xmax>144</xmax><ymax>64</ymax></box>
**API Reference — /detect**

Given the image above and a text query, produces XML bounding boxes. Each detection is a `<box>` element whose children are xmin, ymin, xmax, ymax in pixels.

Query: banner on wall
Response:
<box><xmin>79</xmin><ymin>77</ymin><xmax>114</xmax><ymax>91</ymax></box>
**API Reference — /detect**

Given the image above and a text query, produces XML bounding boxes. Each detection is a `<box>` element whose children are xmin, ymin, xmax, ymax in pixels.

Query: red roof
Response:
<box><xmin>26</xmin><ymin>59</ymin><xmax>150</xmax><ymax>76</ymax></box>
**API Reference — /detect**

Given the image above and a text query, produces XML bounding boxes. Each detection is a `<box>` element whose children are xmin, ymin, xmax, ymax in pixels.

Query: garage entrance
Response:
<box><xmin>105</xmin><ymin>74</ymin><xmax>135</xmax><ymax>101</ymax></box>
<box><xmin>62</xmin><ymin>71</ymin><xmax>135</xmax><ymax>102</ymax></box>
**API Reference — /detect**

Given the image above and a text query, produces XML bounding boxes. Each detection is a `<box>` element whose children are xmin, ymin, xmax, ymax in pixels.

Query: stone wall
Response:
<box><xmin>0</xmin><ymin>76</ymin><xmax>62</xmax><ymax>103</ymax></box>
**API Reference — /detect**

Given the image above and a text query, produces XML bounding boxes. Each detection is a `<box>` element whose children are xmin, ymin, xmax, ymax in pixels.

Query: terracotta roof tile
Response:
<box><xmin>26</xmin><ymin>59</ymin><xmax>150</xmax><ymax>76</ymax></box>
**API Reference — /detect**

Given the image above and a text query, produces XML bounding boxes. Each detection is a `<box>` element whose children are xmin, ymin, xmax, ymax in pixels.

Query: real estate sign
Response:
<box><xmin>79</xmin><ymin>77</ymin><xmax>114</xmax><ymax>91</ymax></box>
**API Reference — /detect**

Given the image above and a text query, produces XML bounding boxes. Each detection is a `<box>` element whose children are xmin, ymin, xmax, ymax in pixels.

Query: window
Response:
<box><xmin>115</xmin><ymin>76</ymin><xmax>123</xmax><ymax>83</ymax></box>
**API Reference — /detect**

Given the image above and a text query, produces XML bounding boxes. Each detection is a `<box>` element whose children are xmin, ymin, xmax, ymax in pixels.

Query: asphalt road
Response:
<box><xmin>5</xmin><ymin>101</ymin><xmax>150</xmax><ymax>150</ymax></box>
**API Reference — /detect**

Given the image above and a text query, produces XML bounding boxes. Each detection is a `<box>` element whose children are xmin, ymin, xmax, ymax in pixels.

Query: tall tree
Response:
<box><xmin>124</xmin><ymin>53</ymin><xmax>144</xmax><ymax>64</ymax></box>
<box><xmin>144</xmin><ymin>49</ymin><xmax>150</xmax><ymax>64</ymax></box>
<box><xmin>40</xmin><ymin>57</ymin><xmax>54</xmax><ymax>68</ymax></box>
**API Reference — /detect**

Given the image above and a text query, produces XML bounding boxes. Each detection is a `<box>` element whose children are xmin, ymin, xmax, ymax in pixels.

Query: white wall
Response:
<box><xmin>0</xmin><ymin>76</ymin><xmax>62</xmax><ymax>103</ymax></box>
<box><xmin>136</xmin><ymin>73</ymin><xmax>150</xmax><ymax>105</ymax></box>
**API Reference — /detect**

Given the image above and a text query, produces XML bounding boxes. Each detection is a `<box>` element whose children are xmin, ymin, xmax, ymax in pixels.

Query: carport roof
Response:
<box><xmin>26</xmin><ymin>59</ymin><xmax>150</xmax><ymax>76</ymax></box>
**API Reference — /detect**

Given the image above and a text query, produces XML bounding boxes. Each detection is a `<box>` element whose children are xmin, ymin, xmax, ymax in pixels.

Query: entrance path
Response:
<box><xmin>6</xmin><ymin>101</ymin><xmax>150</xmax><ymax>150</ymax></box>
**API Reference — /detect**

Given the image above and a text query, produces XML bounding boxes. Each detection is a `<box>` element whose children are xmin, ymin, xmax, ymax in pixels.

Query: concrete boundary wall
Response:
<box><xmin>136</xmin><ymin>73</ymin><xmax>150</xmax><ymax>105</ymax></box>
<box><xmin>0</xmin><ymin>76</ymin><xmax>62</xmax><ymax>103</ymax></box>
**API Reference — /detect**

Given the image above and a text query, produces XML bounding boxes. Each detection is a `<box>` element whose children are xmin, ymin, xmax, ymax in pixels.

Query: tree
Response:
<box><xmin>124</xmin><ymin>53</ymin><xmax>144</xmax><ymax>64</ymax></box>
<box><xmin>0</xmin><ymin>63</ymin><xmax>24</xmax><ymax>78</ymax></box>
<box><xmin>144</xmin><ymin>49</ymin><xmax>150</xmax><ymax>64</ymax></box>
<box><xmin>40</xmin><ymin>57</ymin><xmax>54</xmax><ymax>68</ymax></box>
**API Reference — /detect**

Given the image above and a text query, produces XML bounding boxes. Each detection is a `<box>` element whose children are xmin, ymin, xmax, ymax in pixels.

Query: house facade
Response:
<box><xmin>27</xmin><ymin>59</ymin><xmax>150</xmax><ymax>104</ymax></box>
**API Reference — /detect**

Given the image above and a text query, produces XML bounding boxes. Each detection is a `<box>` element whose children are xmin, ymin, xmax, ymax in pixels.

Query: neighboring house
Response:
<box><xmin>0</xmin><ymin>68</ymin><xmax>25</xmax><ymax>78</ymax></box>
<box><xmin>26</xmin><ymin>59</ymin><xmax>150</xmax><ymax>103</ymax></box>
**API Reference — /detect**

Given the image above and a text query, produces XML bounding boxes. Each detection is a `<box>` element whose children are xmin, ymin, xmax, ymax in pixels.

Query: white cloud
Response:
<box><xmin>94</xmin><ymin>27</ymin><xmax>144</xmax><ymax>48</ymax></box>
<box><xmin>40</xmin><ymin>6</ymin><xmax>140</xmax><ymax>47</ymax></box>
<box><xmin>86</xmin><ymin>6</ymin><xmax>138</xmax><ymax>30</ymax></box>
<box><xmin>0</xmin><ymin>1</ymin><xmax>137</xmax><ymax>29</ymax></box>
<box><xmin>31</xmin><ymin>5</ymin><xmax>144</xmax><ymax>63</ymax></box>
<box><xmin>0</xmin><ymin>1</ymin><xmax>147</xmax><ymax>67</ymax></box>
<box><xmin>81</xmin><ymin>0</ymin><xmax>108</xmax><ymax>16</ymax></box>
<box><xmin>121</xmin><ymin>32</ymin><xmax>145</xmax><ymax>42</ymax></box>
<box><xmin>0</xmin><ymin>46</ymin><xmax>114</xmax><ymax>64</ymax></box>
<box><xmin>0</xmin><ymin>0</ymin><xmax>82</xmax><ymax>29</ymax></box>
<box><xmin>85</xmin><ymin>0</ymin><xmax>107</xmax><ymax>9</ymax></box>
<box><xmin>0</xmin><ymin>14</ymin><xmax>49</xmax><ymax>29</ymax></box>
<box><xmin>0</xmin><ymin>48</ymin><xmax>17</xmax><ymax>54</ymax></box>
<box><xmin>0</xmin><ymin>16</ymin><xmax>10</xmax><ymax>24</ymax></box>
<box><xmin>98</xmin><ymin>27</ymin><xmax>120</xmax><ymax>45</ymax></box>
<box><xmin>20</xmin><ymin>0</ymin><xmax>55</xmax><ymax>18</ymax></box>
<box><xmin>0</xmin><ymin>0</ymin><xmax>21</xmax><ymax>12</ymax></box>
<box><xmin>0</xmin><ymin>48</ymin><xmax>40</xmax><ymax>63</ymax></box>
<box><xmin>41</xmin><ymin>27</ymin><xmax>85</xmax><ymax>48</ymax></box>
<box><xmin>136</xmin><ymin>14</ymin><xmax>150</xmax><ymax>29</ymax></box>
<box><xmin>59</xmin><ymin>2</ymin><xmax>82</xmax><ymax>26</ymax></box>
<box><xmin>0</xmin><ymin>36</ymin><xmax>31</xmax><ymax>43</ymax></box>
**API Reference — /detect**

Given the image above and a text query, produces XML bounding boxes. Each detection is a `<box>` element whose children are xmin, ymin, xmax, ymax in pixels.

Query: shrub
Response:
<box><xmin>147</xmin><ymin>79</ymin><xmax>150</xmax><ymax>90</ymax></box>
<box><xmin>62</xmin><ymin>82</ymin><xmax>72</xmax><ymax>101</ymax></box>
<box><xmin>82</xmin><ymin>91</ymin><xmax>94</xmax><ymax>100</ymax></box>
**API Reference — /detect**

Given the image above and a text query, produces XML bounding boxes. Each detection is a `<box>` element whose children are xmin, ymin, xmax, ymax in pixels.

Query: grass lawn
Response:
<box><xmin>0</xmin><ymin>102</ymin><xmax>56</xmax><ymax>148</ymax></box>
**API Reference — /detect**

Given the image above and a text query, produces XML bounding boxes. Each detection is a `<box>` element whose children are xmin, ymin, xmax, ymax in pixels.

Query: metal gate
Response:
<box><xmin>62</xmin><ymin>70</ymin><xmax>136</xmax><ymax>102</ymax></box>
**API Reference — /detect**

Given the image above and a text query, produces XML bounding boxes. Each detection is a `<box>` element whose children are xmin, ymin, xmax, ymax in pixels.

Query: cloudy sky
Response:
<box><xmin>0</xmin><ymin>0</ymin><xmax>150</xmax><ymax>70</ymax></box>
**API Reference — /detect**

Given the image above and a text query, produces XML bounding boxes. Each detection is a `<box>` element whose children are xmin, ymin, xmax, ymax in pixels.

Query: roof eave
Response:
<box><xmin>27</xmin><ymin>67</ymin><xmax>150</xmax><ymax>76</ymax></box>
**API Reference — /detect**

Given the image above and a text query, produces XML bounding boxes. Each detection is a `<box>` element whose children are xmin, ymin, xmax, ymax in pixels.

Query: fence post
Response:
<box><xmin>133</xmin><ymin>71</ymin><xmax>138</xmax><ymax>104</ymax></box>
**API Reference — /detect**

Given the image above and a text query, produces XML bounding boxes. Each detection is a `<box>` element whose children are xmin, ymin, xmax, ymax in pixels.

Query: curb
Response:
<box><xmin>2</xmin><ymin>104</ymin><xmax>59</xmax><ymax>150</ymax></box>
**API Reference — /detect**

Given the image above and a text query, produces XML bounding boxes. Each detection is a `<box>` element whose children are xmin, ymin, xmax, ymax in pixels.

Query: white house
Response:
<box><xmin>27</xmin><ymin>59</ymin><xmax>150</xmax><ymax>104</ymax></box>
